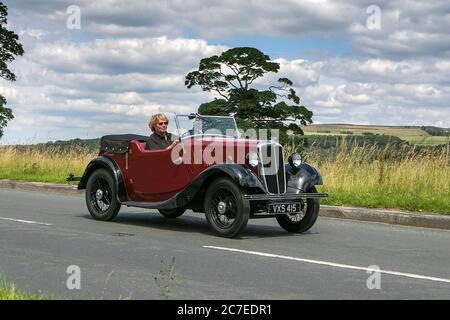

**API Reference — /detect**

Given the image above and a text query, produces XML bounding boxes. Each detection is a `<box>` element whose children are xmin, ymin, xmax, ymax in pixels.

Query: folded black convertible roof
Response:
<box><xmin>100</xmin><ymin>134</ymin><xmax>148</xmax><ymax>154</ymax></box>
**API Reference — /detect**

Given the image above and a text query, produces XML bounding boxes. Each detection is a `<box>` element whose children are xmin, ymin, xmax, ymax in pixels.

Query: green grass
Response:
<box><xmin>317</xmin><ymin>188</ymin><xmax>449</xmax><ymax>214</ymax></box>
<box><xmin>0</xmin><ymin>277</ymin><xmax>53</xmax><ymax>300</ymax></box>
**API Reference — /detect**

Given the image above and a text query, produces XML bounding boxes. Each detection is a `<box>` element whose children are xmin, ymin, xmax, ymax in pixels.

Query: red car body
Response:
<box><xmin>114</xmin><ymin>137</ymin><xmax>258</xmax><ymax>203</ymax></box>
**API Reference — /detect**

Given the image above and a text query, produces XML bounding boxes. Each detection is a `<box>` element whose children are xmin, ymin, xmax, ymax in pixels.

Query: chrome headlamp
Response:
<box><xmin>288</xmin><ymin>152</ymin><xmax>302</xmax><ymax>168</ymax></box>
<box><xmin>245</xmin><ymin>151</ymin><xmax>259</xmax><ymax>168</ymax></box>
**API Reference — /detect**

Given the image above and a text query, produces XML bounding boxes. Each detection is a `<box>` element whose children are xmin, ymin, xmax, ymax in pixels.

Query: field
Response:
<box><xmin>303</xmin><ymin>124</ymin><xmax>450</xmax><ymax>146</ymax></box>
<box><xmin>0</xmin><ymin>140</ymin><xmax>449</xmax><ymax>214</ymax></box>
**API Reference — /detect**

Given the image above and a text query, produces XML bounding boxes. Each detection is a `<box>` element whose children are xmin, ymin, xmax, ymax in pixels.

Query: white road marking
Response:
<box><xmin>203</xmin><ymin>246</ymin><xmax>450</xmax><ymax>284</ymax></box>
<box><xmin>0</xmin><ymin>217</ymin><xmax>53</xmax><ymax>226</ymax></box>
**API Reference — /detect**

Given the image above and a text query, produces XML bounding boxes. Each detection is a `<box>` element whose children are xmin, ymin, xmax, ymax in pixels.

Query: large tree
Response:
<box><xmin>185</xmin><ymin>47</ymin><xmax>313</xmax><ymax>143</ymax></box>
<box><xmin>0</xmin><ymin>2</ymin><xmax>24</xmax><ymax>139</ymax></box>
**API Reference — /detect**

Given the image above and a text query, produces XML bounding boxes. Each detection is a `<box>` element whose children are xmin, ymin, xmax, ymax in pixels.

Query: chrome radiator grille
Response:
<box><xmin>258</xmin><ymin>143</ymin><xmax>286</xmax><ymax>194</ymax></box>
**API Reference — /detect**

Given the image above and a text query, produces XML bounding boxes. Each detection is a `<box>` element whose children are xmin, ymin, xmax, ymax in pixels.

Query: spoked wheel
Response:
<box><xmin>158</xmin><ymin>208</ymin><xmax>186</xmax><ymax>218</ymax></box>
<box><xmin>85</xmin><ymin>169</ymin><xmax>121</xmax><ymax>221</ymax></box>
<box><xmin>276</xmin><ymin>186</ymin><xmax>320</xmax><ymax>233</ymax></box>
<box><xmin>204</xmin><ymin>177</ymin><xmax>250</xmax><ymax>238</ymax></box>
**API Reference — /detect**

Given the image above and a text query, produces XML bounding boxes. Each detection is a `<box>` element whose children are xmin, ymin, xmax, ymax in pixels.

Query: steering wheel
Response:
<box><xmin>181</xmin><ymin>131</ymin><xmax>191</xmax><ymax>140</ymax></box>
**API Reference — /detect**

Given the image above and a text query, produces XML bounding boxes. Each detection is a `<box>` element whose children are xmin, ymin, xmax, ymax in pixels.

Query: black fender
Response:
<box><xmin>202</xmin><ymin>163</ymin><xmax>266</xmax><ymax>190</ymax></box>
<box><xmin>285</xmin><ymin>162</ymin><xmax>323</xmax><ymax>193</ymax></box>
<box><xmin>77</xmin><ymin>156</ymin><xmax>128</xmax><ymax>203</ymax></box>
<box><xmin>174</xmin><ymin>163</ymin><xmax>266</xmax><ymax>208</ymax></box>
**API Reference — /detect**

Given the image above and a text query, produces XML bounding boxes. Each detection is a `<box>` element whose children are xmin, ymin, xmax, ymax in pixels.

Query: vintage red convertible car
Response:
<box><xmin>68</xmin><ymin>113</ymin><xmax>328</xmax><ymax>238</ymax></box>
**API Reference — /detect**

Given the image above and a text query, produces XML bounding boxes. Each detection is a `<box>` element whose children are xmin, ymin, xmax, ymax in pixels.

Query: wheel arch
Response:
<box><xmin>285</xmin><ymin>162</ymin><xmax>324</xmax><ymax>193</ymax></box>
<box><xmin>177</xmin><ymin>164</ymin><xmax>265</xmax><ymax>211</ymax></box>
<box><xmin>78</xmin><ymin>156</ymin><xmax>128</xmax><ymax>202</ymax></box>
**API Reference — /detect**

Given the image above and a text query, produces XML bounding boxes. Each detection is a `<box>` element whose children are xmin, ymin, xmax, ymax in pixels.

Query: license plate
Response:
<box><xmin>268</xmin><ymin>203</ymin><xmax>300</xmax><ymax>214</ymax></box>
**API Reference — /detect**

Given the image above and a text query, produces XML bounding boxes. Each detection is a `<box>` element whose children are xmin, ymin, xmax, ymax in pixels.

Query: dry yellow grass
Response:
<box><xmin>287</xmin><ymin>140</ymin><xmax>450</xmax><ymax>213</ymax></box>
<box><xmin>0</xmin><ymin>145</ymin><xmax>96</xmax><ymax>183</ymax></box>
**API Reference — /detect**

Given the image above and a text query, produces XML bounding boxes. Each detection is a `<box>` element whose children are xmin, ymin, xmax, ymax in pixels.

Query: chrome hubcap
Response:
<box><xmin>217</xmin><ymin>201</ymin><xmax>227</xmax><ymax>214</ymax></box>
<box><xmin>95</xmin><ymin>189</ymin><xmax>103</xmax><ymax>200</ymax></box>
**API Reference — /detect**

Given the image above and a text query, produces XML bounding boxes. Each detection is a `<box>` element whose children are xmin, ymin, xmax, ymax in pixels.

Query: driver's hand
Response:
<box><xmin>167</xmin><ymin>140</ymin><xmax>179</xmax><ymax>149</ymax></box>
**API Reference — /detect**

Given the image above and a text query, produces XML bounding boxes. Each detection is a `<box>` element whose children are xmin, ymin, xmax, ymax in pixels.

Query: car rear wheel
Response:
<box><xmin>204</xmin><ymin>177</ymin><xmax>250</xmax><ymax>238</ymax></box>
<box><xmin>85</xmin><ymin>168</ymin><xmax>121</xmax><ymax>221</ymax></box>
<box><xmin>158</xmin><ymin>208</ymin><xmax>186</xmax><ymax>218</ymax></box>
<box><xmin>276</xmin><ymin>186</ymin><xmax>320</xmax><ymax>233</ymax></box>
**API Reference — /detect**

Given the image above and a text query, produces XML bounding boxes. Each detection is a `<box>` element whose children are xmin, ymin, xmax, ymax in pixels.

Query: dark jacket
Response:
<box><xmin>145</xmin><ymin>132</ymin><xmax>175</xmax><ymax>150</ymax></box>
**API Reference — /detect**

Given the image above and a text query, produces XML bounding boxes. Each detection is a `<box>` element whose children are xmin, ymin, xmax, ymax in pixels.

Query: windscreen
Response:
<box><xmin>176</xmin><ymin>115</ymin><xmax>239</xmax><ymax>139</ymax></box>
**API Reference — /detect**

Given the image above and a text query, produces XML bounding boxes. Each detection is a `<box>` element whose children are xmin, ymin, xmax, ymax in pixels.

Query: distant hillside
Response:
<box><xmin>5</xmin><ymin>124</ymin><xmax>449</xmax><ymax>153</ymax></box>
<box><xmin>303</xmin><ymin>124</ymin><xmax>450</xmax><ymax>146</ymax></box>
<box><xmin>13</xmin><ymin>138</ymin><xmax>101</xmax><ymax>153</ymax></box>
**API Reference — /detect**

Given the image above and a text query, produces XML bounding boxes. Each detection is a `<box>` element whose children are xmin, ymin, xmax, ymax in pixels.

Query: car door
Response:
<box><xmin>126</xmin><ymin>141</ymin><xmax>191</xmax><ymax>202</ymax></box>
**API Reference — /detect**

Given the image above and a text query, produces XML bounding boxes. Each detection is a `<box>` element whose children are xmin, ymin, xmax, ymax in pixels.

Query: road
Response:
<box><xmin>0</xmin><ymin>188</ymin><xmax>449</xmax><ymax>299</ymax></box>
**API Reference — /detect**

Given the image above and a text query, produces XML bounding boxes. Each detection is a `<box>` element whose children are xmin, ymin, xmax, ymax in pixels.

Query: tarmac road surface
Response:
<box><xmin>0</xmin><ymin>188</ymin><xmax>449</xmax><ymax>299</ymax></box>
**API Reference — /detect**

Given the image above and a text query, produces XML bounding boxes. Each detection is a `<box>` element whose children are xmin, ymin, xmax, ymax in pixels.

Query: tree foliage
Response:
<box><xmin>0</xmin><ymin>2</ymin><xmax>24</xmax><ymax>139</ymax></box>
<box><xmin>420</xmin><ymin>126</ymin><xmax>450</xmax><ymax>137</ymax></box>
<box><xmin>185</xmin><ymin>47</ymin><xmax>313</xmax><ymax>143</ymax></box>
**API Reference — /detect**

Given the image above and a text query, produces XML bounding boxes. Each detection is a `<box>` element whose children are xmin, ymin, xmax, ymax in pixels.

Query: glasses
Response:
<box><xmin>157</xmin><ymin>121</ymin><xmax>168</xmax><ymax>126</ymax></box>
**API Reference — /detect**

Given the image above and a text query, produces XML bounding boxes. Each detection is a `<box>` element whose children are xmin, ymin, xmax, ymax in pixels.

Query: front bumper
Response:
<box><xmin>244</xmin><ymin>193</ymin><xmax>328</xmax><ymax>201</ymax></box>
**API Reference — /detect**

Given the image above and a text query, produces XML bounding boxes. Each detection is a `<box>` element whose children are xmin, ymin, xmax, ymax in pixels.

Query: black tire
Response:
<box><xmin>158</xmin><ymin>208</ymin><xmax>186</xmax><ymax>218</ymax></box>
<box><xmin>204</xmin><ymin>177</ymin><xmax>250</xmax><ymax>238</ymax></box>
<box><xmin>276</xmin><ymin>186</ymin><xmax>320</xmax><ymax>233</ymax></box>
<box><xmin>85</xmin><ymin>168</ymin><xmax>121</xmax><ymax>221</ymax></box>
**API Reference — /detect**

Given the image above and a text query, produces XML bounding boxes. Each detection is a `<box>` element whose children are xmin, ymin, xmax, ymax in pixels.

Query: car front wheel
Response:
<box><xmin>276</xmin><ymin>186</ymin><xmax>319</xmax><ymax>233</ymax></box>
<box><xmin>204</xmin><ymin>177</ymin><xmax>250</xmax><ymax>238</ymax></box>
<box><xmin>85</xmin><ymin>168</ymin><xmax>121</xmax><ymax>221</ymax></box>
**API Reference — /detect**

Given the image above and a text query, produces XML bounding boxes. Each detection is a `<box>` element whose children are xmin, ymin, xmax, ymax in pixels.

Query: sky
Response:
<box><xmin>1</xmin><ymin>0</ymin><xmax>449</xmax><ymax>144</ymax></box>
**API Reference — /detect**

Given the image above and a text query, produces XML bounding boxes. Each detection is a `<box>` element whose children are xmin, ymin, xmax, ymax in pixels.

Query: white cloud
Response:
<box><xmin>9</xmin><ymin>0</ymin><xmax>450</xmax><ymax>58</ymax></box>
<box><xmin>30</xmin><ymin>36</ymin><xmax>226</xmax><ymax>75</ymax></box>
<box><xmin>18</xmin><ymin>28</ymin><xmax>46</xmax><ymax>40</ymax></box>
<box><xmin>1</xmin><ymin>34</ymin><xmax>229</xmax><ymax>143</ymax></box>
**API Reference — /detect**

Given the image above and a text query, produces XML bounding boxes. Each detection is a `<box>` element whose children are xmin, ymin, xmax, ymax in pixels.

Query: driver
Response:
<box><xmin>145</xmin><ymin>113</ymin><xmax>179</xmax><ymax>150</ymax></box>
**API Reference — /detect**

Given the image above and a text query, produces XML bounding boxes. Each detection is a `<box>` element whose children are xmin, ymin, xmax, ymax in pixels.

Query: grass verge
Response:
<box><xmin>0</xmin><ymin>276</ymin><xmax>52</xmax><ymax>300</ymax></box>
